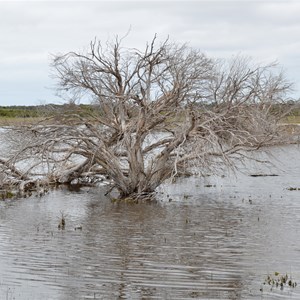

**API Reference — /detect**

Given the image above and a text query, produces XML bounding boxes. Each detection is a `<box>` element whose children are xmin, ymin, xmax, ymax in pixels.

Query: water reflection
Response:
<box><xmin>0</xmin><ymin>145</ymin><xmax>300</xmax><ymax>299</ymax></box>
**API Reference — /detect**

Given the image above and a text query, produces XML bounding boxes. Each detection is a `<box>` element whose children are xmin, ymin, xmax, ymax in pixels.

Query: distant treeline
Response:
<box><xmin>0</xmin><ymin>102</ymin><xmax>299</xmax><ymax>119</ymax></box>
<box><xmin>0</xmin><ymin>104</ymin><xmax>94</xmax><ymax>118</ymax></box>
<box><xmin>0</xmin><ymin>106</ymin><xmax>39</xmax><ymax>118</ymax></box>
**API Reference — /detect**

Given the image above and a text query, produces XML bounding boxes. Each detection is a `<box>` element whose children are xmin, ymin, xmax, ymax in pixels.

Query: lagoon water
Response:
<box><xmin>1</xmin><ymin>145</ymin><xmax>300</xmax><ymax>299</ymax></box>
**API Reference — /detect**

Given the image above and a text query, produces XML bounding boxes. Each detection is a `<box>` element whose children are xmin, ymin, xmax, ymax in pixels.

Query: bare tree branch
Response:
<box><xmin>1</xmin><ymin>36</ymin><xmax>295</xmax><ymax>199</ymax></box>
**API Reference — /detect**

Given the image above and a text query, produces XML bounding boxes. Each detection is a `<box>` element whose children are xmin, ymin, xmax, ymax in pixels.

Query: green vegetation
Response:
<box><xmin>58</xmin><ymin>212</ymin><xmax>66</xmax><ymax>230</ymax></box>
<box><xmin>0</xmin><ymin>105</ymin><xmax>41</xmax><ymax>125</ymax></box>
<box><xmin>284</xmin><ymin>115</ymin><xmax>300</xmax><ymax>124</ymax></box>
<box><xmin>0</xmin><ymin>104</ymin><xmax>98</xmax><ymax>125</ymax></box>
<box><xmin>0</xmin><ymin>103</ymin><xmax>299</xmax><ymax>126</ymax></box>
<box><xmin>281</xmin><ymin>104</ymin><xmax>300</xmax><ymax>124</ymax></box>
<box><xmin>0</xmin><ymin>106</ymin><xmax>39</xmax><ymax>118</ymax></box>
<box><xmin>0</xmin><ymin>190</ymin><xmax>15</xmax><ymax>200</ymax></box>
<box><xmin>287</xmin><ymin>187</ymin><xmax>300</xmax><ymax>191</ymax></box>
<box><xmin>261</xmin><ymin>272</ymin><xmax>297</xmax><ymax>292</ymax></box>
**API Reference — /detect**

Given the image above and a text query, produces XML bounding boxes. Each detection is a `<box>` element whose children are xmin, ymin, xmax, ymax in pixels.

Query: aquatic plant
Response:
<box><xmin>261</xmin><ymin>272</ymin><xmax>297</xmax><ymax>292</ymax></box>
<box><xmin>58</xmin><ymin>212</ymin><xmax>66</xmax><ymax>230</ymax></box>
<box><xmin>287</xmin><ymin>187</ymin><xmax>300</xmax><ymax>191</ymax></box>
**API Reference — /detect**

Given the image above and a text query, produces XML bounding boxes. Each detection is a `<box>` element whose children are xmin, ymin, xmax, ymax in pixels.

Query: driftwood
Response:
<box><xmin>53</xmin><ymin>159</ymin><xmax>90</xmax><ymax>184</ymax></box>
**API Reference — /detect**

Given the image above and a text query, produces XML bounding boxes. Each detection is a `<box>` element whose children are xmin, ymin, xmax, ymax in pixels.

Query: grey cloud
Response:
<box><xmin>0</xmin><ymin>1</ymin><xmax>299</xmax><ymax>106</ymax></box>
<box><xmin>258</xmin><ymin>2</ymin><xmax>300</xmax><ymax>24</ymax></box>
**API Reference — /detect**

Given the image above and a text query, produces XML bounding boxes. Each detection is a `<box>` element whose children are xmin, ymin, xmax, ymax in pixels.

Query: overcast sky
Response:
<box><xmin>0</xmin><ymin>0</ymin><xmax>299</xmax><ymax>106</ymax></box>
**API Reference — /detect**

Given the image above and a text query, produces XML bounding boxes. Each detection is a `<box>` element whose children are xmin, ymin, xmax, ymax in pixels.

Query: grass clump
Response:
<box><xmin>261</xmin><ymin>272</ymin><xmax>297</xmax><ymax>292</ymax></box>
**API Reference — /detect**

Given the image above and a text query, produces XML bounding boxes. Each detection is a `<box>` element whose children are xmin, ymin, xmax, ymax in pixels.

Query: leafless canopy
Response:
<box><xmin>1</xmin><ymin>36</ymin><xmax>294</xmax><ymax>198</ymax></box>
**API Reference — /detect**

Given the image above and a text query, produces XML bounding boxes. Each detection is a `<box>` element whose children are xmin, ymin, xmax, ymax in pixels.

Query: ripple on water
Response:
<box><xmin>1</xmin><ymin>145</ymin><xmax>300</xmax><ymax>299</ymax></box>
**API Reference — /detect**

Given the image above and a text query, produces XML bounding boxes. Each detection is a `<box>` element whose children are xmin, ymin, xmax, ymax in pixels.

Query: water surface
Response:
<box><xmin>1</xmin><ymin>145</ymin><xmax>300</xmax><ymax>299</ymax></box>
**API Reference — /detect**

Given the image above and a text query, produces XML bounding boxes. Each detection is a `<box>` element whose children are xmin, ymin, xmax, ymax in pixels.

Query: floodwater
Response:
<box><xmin>1</xmin><ymin>145</ymin><xmax>300</xmax><ymax>299</ymax></box>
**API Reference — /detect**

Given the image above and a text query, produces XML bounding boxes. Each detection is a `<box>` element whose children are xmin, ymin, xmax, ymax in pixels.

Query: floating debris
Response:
<box><xmin>250</xmin><ymin>174</ymin><xmax>279</xmax><ymax>177</ymax></box>
<box><xmin>74</xmin><ymin>225</ymin><xmax>82</xmax><ymax>231</ymax></box>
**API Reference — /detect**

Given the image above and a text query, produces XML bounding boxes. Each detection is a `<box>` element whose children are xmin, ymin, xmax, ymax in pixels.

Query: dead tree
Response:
<box><xmin>1</xmin><ymin>36</ymin><xmax>294</xmax><ymax>199</ymax></box>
